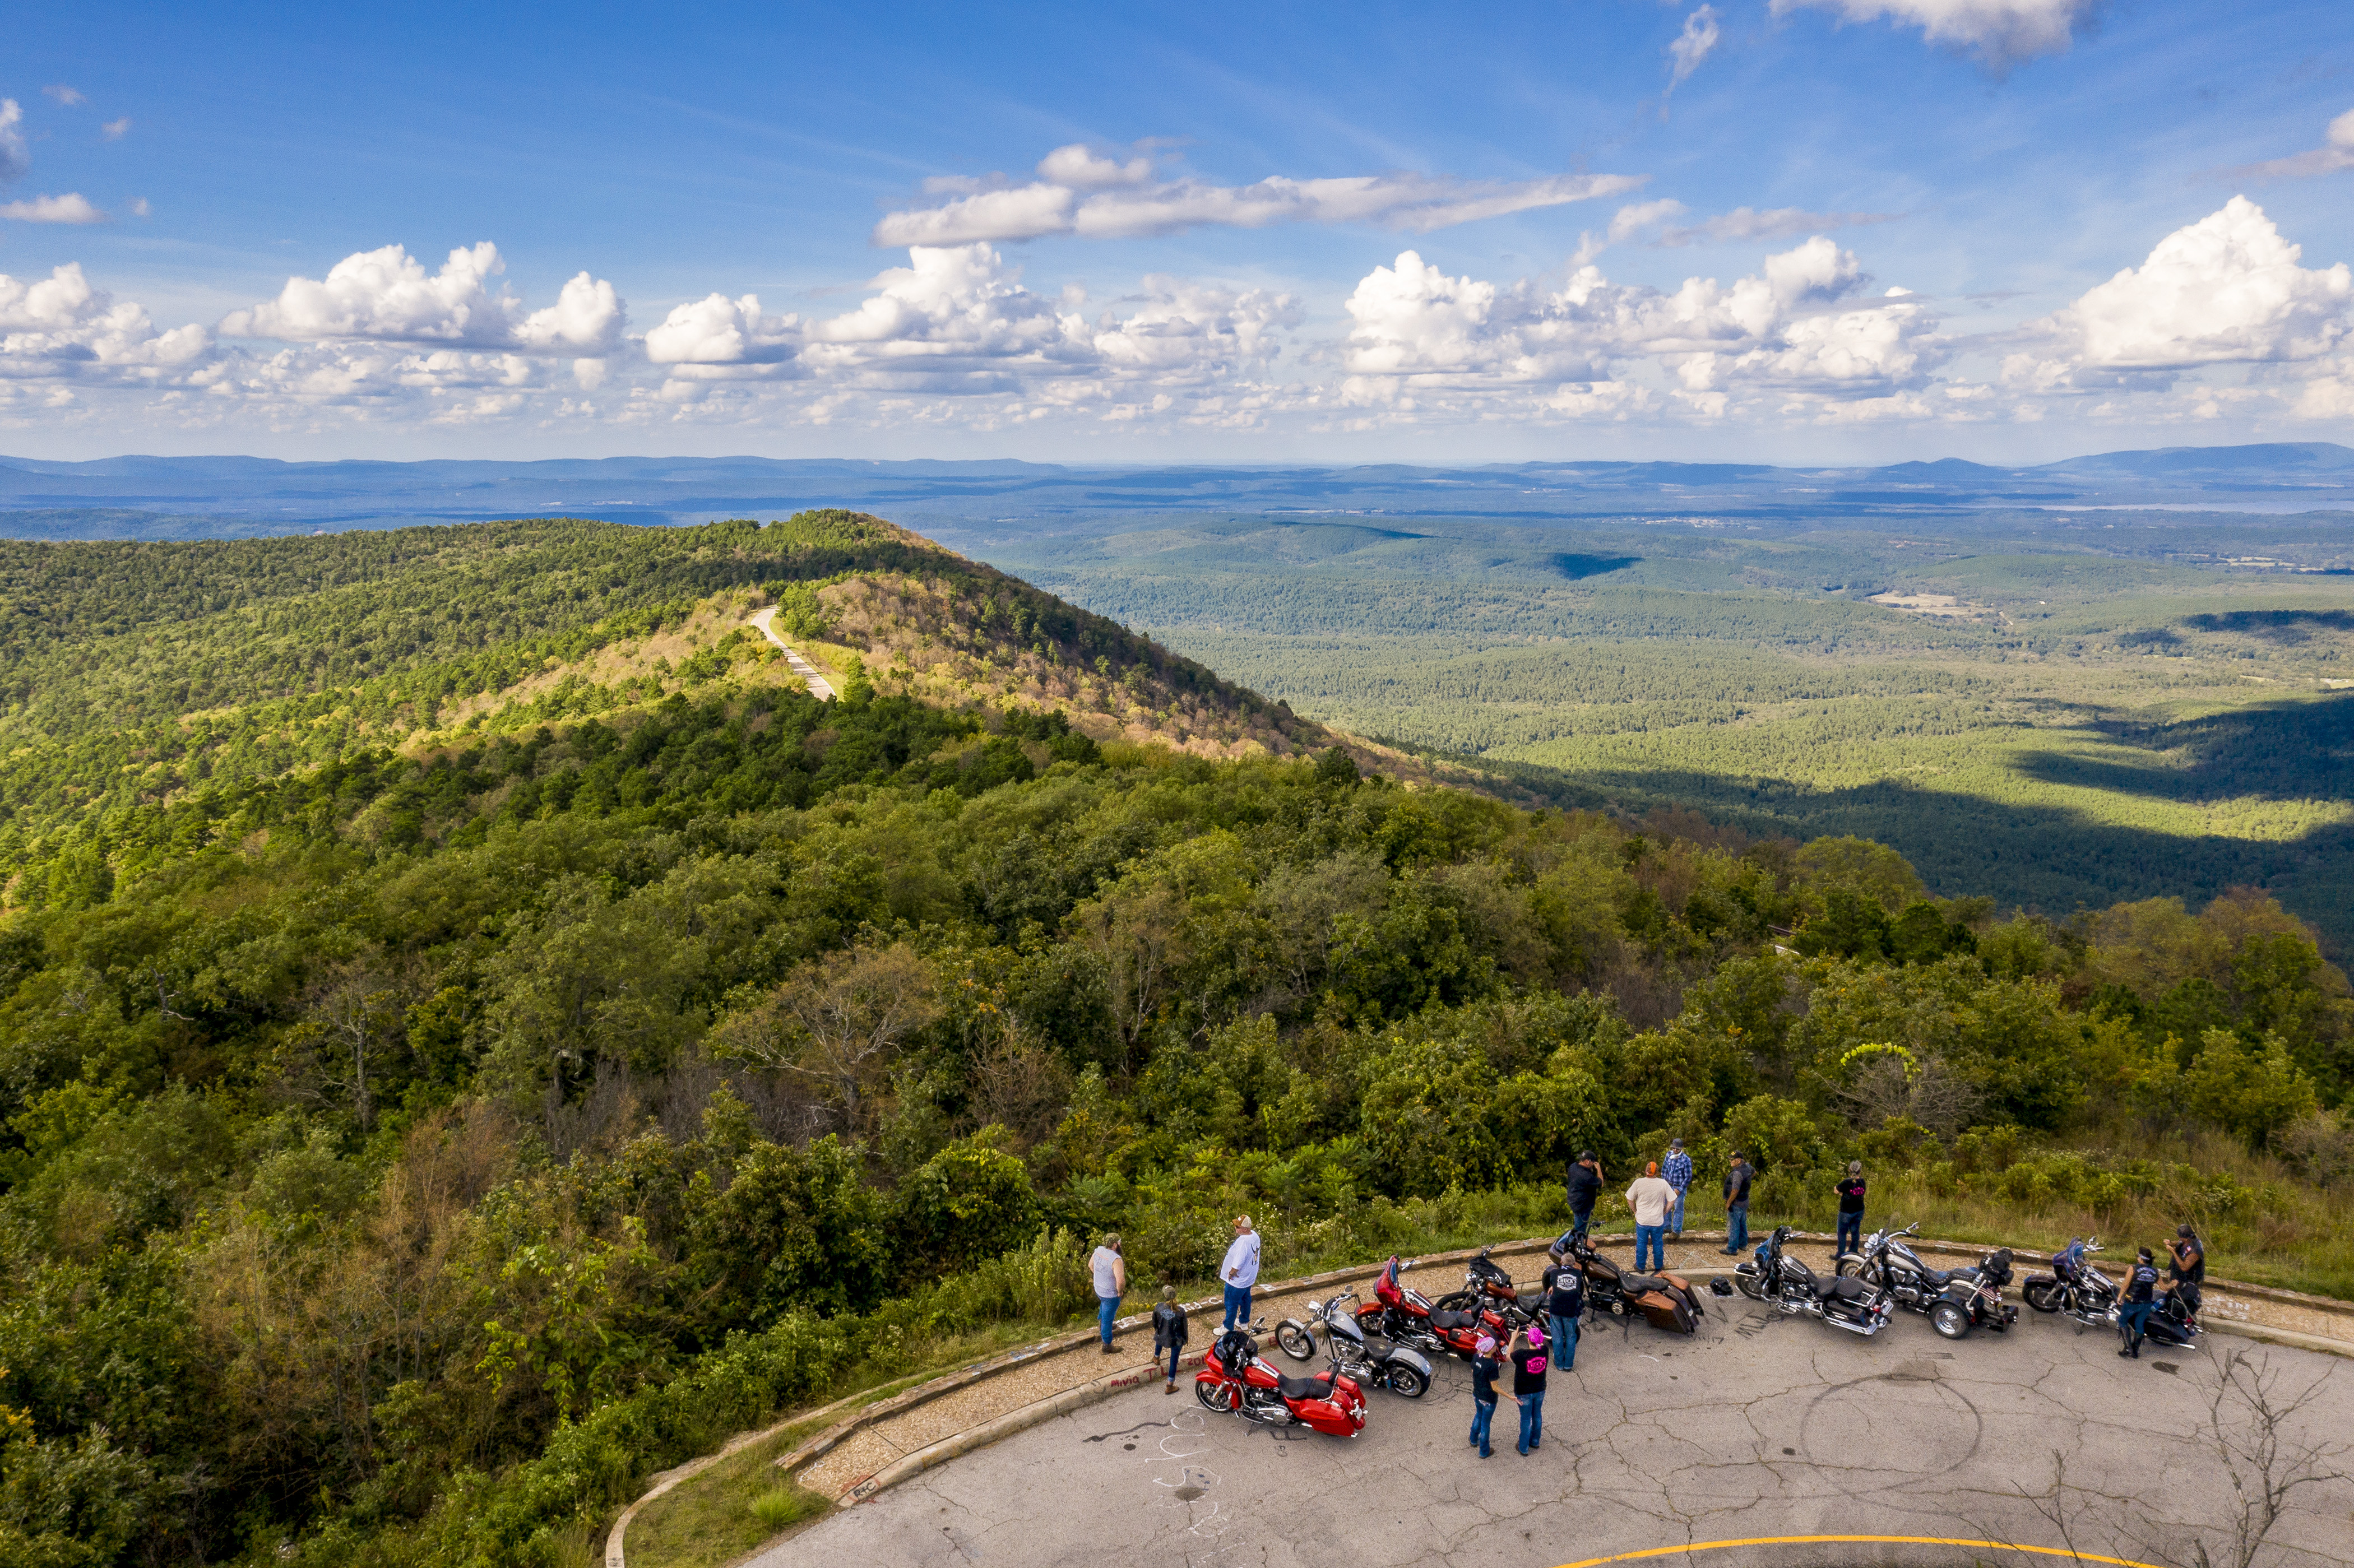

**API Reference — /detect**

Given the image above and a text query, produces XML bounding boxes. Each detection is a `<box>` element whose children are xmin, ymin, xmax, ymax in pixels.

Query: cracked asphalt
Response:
<box><xmin>751</xmin><ymin>1300</ymin><xmax>2354</xmax><ymax>1568</ymax></box>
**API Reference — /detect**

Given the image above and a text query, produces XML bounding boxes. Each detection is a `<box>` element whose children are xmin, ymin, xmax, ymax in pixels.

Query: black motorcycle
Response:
<box><xmin>1557</xmin><ymin>1232</ymin><xmax>1706</xmax><ymax>1328</ymax></box>
<box><xmin>1736</xmin><ymin>1224</ymin><xmax>1893</xmax><ymax>1337</ymax></box>
<box><xmin>1837</xmin><ymin>1220</ymin><xmax>2018</xmax><ymax>1340</ymax></box>
<box><xmin>2022</xmin><ymin>1238</ymin><xmax>2119</xmax><ymax>1331</ymax></box>
<box><xmin>2134</xmin><ymin>1286</ymin><xmax>2202</xmax><ymax>1349</ymax></box>
<box><xmin>1274</xmin><ymin>1285</ymin><xmax>1435</xmax><ymax>1398</ymax></box>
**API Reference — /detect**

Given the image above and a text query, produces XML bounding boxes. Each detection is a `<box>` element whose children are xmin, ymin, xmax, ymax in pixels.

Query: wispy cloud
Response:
<box><xmin>1658</xmin><ymin>205</ymin><xmax>1902</xmax><ymax>245</ymax></box>
<box><xmin>1669</xmin><ymin>6</ymin><xmax>1722</xmax><ymax>86</ymax></box>
<box><xmin>0</xmin><ymin>101</ymin><xmax>30</xmax><ymax>184</ymax></box>
<box><xmin>42</xmin><ymin>85</ymin><xmax>84</xmax><ymax>107</ymax></box>
<box><xmin>103</xmin><ymin>117</ymin><xmax>132</xmax><ymax>141</ymax></box>
<box><xmin>874</xmin><ymin>143</ymin><xmax>1646</xmax><ymax>246</ymax></box>
<box><xmin>1771</xmin><ymin>0</ymin><xmax>2097</xmax><ymax>68</ymax></box>
<box><xmin>2230</xmin><ymin>107</ymin><xmax>2354</xmax><ymax>182</ymax></box>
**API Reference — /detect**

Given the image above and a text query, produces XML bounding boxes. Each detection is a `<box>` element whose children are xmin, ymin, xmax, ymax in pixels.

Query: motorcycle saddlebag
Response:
<box><xmin>1632</xmin><ymin>1288</ymin><xmax>1696</xmax><ymax>1333</ymax></box>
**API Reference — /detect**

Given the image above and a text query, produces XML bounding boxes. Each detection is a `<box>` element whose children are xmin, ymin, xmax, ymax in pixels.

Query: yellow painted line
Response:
<box><xmin>1553</xmin><ymin>1536</ymin><xmax>2167</xmax><ymax>1568</ymax></box>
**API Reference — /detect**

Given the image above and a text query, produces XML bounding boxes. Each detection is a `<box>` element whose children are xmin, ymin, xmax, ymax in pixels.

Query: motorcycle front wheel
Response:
<box><xmin>1930</xmin><ymin>1301</ymin><xmax>1971</xmax><ymax>1340</ymax></box>
<box><xmin>1274</xmin><ymin>1321</ymin><xmax>1317</xmax><ymax>1361</ymax></box>
<box><xmin>1430</xmin><ymin>1291</ymin><xmax>1476</xmax><ymax>1312</ymax></box>
<box><xmin>1195</xmin><ymin>1379</ymin><xmax>1239</xmax><ymax>1413</ymax></box>
<box><xmin>2022</xmin><ymin>1279</ymin><xmax>2061</xmax><ymax>1313</ymax></box>
<box><xmin>1735</xmin><ymin>1270</ymin><xmax>1766</xmax><ymax>1301</ymax></box>
<box><xmin>1383</xmin><ymin>1364</ymin><xmax>1430</xmax><ymax>1399</ymax></box>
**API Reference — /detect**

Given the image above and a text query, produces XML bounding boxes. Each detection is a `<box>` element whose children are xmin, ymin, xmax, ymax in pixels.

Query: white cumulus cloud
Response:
<box><xmin>2037</xmin><ymin>197</ymin><xmax>2350</xmax><ymax>372</ymax></box>
<box><xmin>221</xmin><ymin>243</ymin><xmax>624</xmax><ymax>352</ymax></box>
<box><xmin>0</xmin><ymin>263</ymin><xmax>211</xmax><ymax>379</ymax></box>
<box><xmin>1771</xmin><ymin>0</ymin><xmax>2096</xmax><ymax>66</ymax></box>
<box><xmin>1341</xmin><ymin>235</ymin><xmax>1941</xmax><ymax>413</ymax></box>
<box><xmin>102</xmin><ymin>117</ymin><xmax>132</xmax><ymax>141</ymax></box>
<box><xmin>874</xmin><ymin>143</ymin><xmax>1645</xmax><ymax>245</ymax></box>
<box><xmin>643</xmin><ymin>293</ymin><xmax>803</xmax><ymax>368</ymax></box>
<box><xmin>0</xmin><ymin>193</ymin><xmax>105</xmax><ymax>224</ymax></box>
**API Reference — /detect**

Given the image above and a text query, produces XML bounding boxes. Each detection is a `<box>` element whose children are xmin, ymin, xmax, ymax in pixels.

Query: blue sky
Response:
<box><xmin>4</xmin><ymin>0</ymin><xmax>2353</xmax><ymax>462</ymax></box>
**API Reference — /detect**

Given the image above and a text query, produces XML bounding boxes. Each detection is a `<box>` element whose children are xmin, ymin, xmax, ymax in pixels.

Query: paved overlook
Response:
<box><xmin>757</xmin><ymin>1296</ymin><xmax>2353</xmax><ymax>1568</ymax></box>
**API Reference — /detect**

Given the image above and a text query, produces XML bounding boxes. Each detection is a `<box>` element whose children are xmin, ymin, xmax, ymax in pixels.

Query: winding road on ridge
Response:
<box><xmin>748</xmin><ymin>607</ymin><xmax>838</xmax><ymax>701</ymax></box>
<box><xmin>752</xmin><ymin>1298</ymin><xmax>2352</xmax><ymax>1568</ymax></box>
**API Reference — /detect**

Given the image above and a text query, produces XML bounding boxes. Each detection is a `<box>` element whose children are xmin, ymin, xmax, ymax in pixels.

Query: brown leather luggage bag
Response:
<box><xmin>1633</xmin><ymin>1288</ymin><xmax>1695</xmax><ymax>1333</ymax></box>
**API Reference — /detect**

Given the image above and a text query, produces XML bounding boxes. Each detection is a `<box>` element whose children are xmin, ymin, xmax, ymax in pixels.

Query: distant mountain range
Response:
<box><xmin>1</xmin><ymin>442</ymin><xmax>2350</xmax><ymax>542</ymax></box>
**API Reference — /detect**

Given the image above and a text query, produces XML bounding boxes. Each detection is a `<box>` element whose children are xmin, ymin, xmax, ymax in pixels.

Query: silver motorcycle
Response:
<box><xmin>1275</xmin><ymin>1285</ymin><xmax>1434</xmax><ymax>1398</ymax></box>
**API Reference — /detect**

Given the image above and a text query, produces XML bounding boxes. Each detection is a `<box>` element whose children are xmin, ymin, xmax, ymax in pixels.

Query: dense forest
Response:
<box><xmin>986</xmin><ymin>512</ymin><xmax>2354</xmax><ymax>936</ymax></box>
<box><xmin>0</xmin><ymin>515</ymin><xmax>2349</xmax><ymax>1568</ymax></box>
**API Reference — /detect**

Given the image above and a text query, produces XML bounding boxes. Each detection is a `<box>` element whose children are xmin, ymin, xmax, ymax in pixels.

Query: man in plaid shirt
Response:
<box><xmin>1662</xmin><ymin>1139</ymin><xmax>1694</xmax><ymax>1238</ymax></box>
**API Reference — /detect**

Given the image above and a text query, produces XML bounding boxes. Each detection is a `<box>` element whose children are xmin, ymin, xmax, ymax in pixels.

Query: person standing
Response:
<box><xmin>1721</xmin><ymin>1151</ymin><xmax>1754</xmax><ymax>1255</ymax></box>
<box><xmin>1545</xmin><ymin>1257</ymin><xmax>1584</xmax><ymax>1372</ymax></box>
<box><xmin>1468</xmin><ymin>1334</ymin><xmax>1500</xmax><ymax>1459</ymax></box>
<box><xmin>1627</xmin><ymin>1162</ymin><xmax>1676</xmax><ymax>1273</ymax></box>
<box><xmin>1834</xmin><ymin>1162</ymin><xmax>1868</xmax><ymax>1258</ymax></box>
<box><xmin>1662</xmin><ymin>1138</ymin><xmax>1693</xmax><ymax>1238</ymax></box>
<box><xmin>1564</xmin><ymin>1151</ymin><xmax>1604</xmax><ymax>1242</ymax></box>
<box><xmin>2167</xmin><ymin>1223</ymin><xmax>2205</xmax><ymax>1325</ymax></box>
<box><xmin>2117</xmin><ymin>1246</ymin><xmax>2160</xmax><ymax>1358</ymax></box>
<box><xmin>1219</xmin><ymin>1215</ymin><xmax>1261</xmax><ymax>1332</ymax></box>
<box><xmin>1512</xmin><ymin>1325</ymin><xmax>1548</xmax><ymax>1456</ymax></box>
<box><xmin>1091</xmin><ymin>1233</ymin><xmax>1126</xmax><ymax>1353</ymax></box>
<box><xmin>1151</xmin><ymin>1286</ymin><xmax>1189</xmax><ymax>1394</ymax></box>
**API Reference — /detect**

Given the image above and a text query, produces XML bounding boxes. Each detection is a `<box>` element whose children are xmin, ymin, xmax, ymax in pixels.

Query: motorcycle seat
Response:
<box><xmin>1621</xmin><ymin>1274</ymin><xmax>1673</xmax><ymax>1295</ymax></box>
<box><xmin>1275</xmin><ymin>1372</ymin><xmax>1334</xmax><ymax>1400</ymax></box>
<box><xmin>1427</xmin><ymin>1309</ymin><xmax>1481</xmax><ymax>1330</ymax></box>
<box><xmin>1811</xmin><ymin>1275</ymin><xmax>1871</xmax><ymax>1303</ymax></box>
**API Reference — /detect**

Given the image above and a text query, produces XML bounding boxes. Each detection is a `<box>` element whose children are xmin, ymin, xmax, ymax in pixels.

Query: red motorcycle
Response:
<box><xmin>1358</xmin><ymin>1255</ymin><xmax>1516</xmax><ymax>1361</ymax></box>
<box><xmin>1194</xmin><ymin>1328</ymin><xmax>1366</xmax><ymax>1436</ymax></box>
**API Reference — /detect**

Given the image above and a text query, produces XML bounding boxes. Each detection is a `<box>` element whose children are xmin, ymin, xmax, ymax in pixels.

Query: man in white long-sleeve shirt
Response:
<box><xmin>1220</xmin><ymin>1215</ymin><xmax>1261</xmax><ymax>1331</ymax></box>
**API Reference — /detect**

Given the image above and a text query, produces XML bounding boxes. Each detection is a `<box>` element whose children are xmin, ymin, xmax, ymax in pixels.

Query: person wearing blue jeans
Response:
<box><xmin>1544</xmin><ymin>1266</ymin><xmax>1583</xmax><ymax>1372</ymax></box>
<box><xmin>1512</xmin><ymin>1326</ymin><xmax>1547</xmax><ymax>1455</ymax></box>
<box><xmin>1467</xmin><ymin>1336</ymin><xmax>1500</xmax><ymax>1458</ymax></box>
<box><xmin>1219</xmin><ymin>1214</ymin><xmax>1262</xmax><ymax>1331</ymax></box>
<box><xmin>1663</xmin><ymin>1138</ymin><xmax>1693</xmax><ymax>1238</ymax></box>
<box><xmin>1089</xmin><ymin>1233</ymin><xmax>1126</xmax><ymax>1354</ymax></box>
<box><xmin>1627</xmin><ymin>1162</ymin><xmax>1676</xmax><ymax>1274</ymax></box>
<box><xmin>1151</xmin><ymin>1287</ymin><xmax>1189</xmax><ymax>1394</ymax></box>
<box><xmin>1722</xmin><ymin>1154</ymin><xmax>1754</xmax><ymax>1255</ymax></box>
<box><xmin>1834</xmin><ymin>1163</ymin><xmax>1868</xmax><ymax>1258</ymax></box>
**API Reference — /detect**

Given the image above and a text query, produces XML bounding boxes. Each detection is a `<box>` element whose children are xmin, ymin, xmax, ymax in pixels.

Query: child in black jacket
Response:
<box><xmin>1152</xmin><ymin>1287</ymin><xmax>1189</xmax><ymax>1393</ymax></box>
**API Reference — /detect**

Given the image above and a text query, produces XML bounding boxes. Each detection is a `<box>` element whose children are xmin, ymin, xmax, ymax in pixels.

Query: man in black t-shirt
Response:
<box><xmin>1834</xmin><ymin>1162</ymin><xmax>1867</xmax><ymax>1258</ymax></box>
<box><xmin>1721</xmin><ymin>1152</ymin><xmax>1754</xmax><ymax>1255</ymax></box>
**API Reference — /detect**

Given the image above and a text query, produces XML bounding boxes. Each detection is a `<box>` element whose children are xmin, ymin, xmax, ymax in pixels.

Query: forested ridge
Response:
<box><xmin>0</xmin><ymin>516</ymin><xmax>2350</xmax><ymax>1568</ymax></box>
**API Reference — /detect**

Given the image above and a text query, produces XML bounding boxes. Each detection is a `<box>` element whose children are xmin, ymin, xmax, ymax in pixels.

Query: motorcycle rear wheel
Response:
<box><xmin>1930</xmin><ymin>1301</ymin><xmax>1971</xmax><ymax>1339</ymax></box>
<box><xmin>1195</xmin><ymin>1379</ymin><xmax>1239</xmax><ymax>1413</ymax></box>
<box><xmin>1383</xmin><ymin>1364</ymin><xmax>1429</xmax><ymax>1399</ymax></box>
<box><xmin>1274</xmin><ymin>1321</ymin><xmax>1317</xmax><ymax>1361</ymax></box>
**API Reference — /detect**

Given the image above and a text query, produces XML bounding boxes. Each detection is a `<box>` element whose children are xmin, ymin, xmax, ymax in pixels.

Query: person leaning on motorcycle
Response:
<box><xmin>2117</xmin><ymin>1247</ymin><xmax>2161</xmax><ymax>1358</ymax></box>
<box><xmin>2167</xmin><ymin>1224</ymin><xmax>2205</xmax><ymax>1325</ymax></box>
